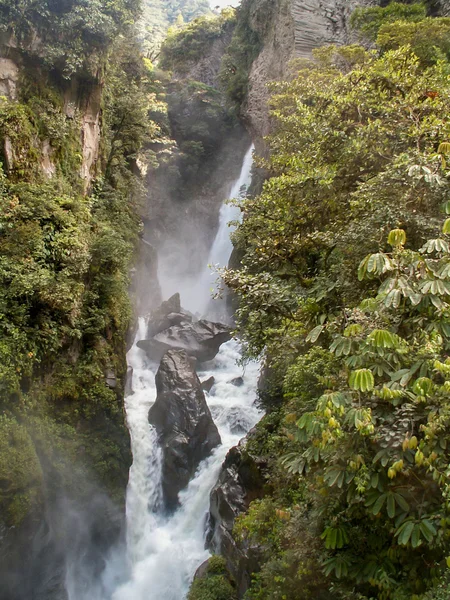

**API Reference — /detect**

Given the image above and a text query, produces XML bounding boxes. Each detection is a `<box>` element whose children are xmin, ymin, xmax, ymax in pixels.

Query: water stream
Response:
<box><xmin>107</xmin><ymin>144</ymin><xmax>259</xmax><ymax>600</ymax></box>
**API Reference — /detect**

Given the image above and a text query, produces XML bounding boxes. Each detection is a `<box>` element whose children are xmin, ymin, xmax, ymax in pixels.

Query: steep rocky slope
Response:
<box><xmin>243</xmin><ymin>0</ymin><xmax>377</xmax><ymax>144</ymax></box>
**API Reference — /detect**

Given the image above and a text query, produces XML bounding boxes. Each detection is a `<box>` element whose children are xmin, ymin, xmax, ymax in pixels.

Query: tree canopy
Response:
<box><xmin>222</xmin><ymin>6</ymin><xmax>450</xmax><ymax>598</ymax></box>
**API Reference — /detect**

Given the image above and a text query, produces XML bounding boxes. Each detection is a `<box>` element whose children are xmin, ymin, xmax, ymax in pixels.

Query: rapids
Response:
<box><xmin>66</xmin><ymin>143</ymin><xmax>260</xmax><ymax>600</ymax></box>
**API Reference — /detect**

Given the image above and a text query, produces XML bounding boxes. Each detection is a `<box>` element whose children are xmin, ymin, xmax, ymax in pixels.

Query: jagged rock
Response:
<box><xmin>167</xmin><ymin>311</ymin><xmax>193</xmax><ymax>325</ymax></box>
<box><xmin>147</xmin><ymin>293</ymin><xmax>182</xmax><ymax>338</ymax></box>
<box><xmin>0</xmin><ymin>57</ymin><xmax>18</xmax><ymax>100</ymax></box>
<box><xmin>225</xmin><ymin>408</ymin><xmax>254</xmax><ymax>435</ymax></box>
<box><xmin>229</xmin><ymin>376</ymin><xmax>244</xmax><ymax>387</ymax></box>
<box><xmin>193</xmin><ymin>559</ymin><xmax>210</xmax><ymax>581</ymax></box>
<box><xmin>201</xmin><ymin>376</ymin><xmax>215</xmax><ymax>393</ymax></box>
<box><xmin>207</xmin><ymin>435</ymin><xmax>265</xmax><ymax>597</ymax></box>
<box><xmin>138</xmin><ymin>318</ymin><xmax>231</xmax><ymax>363</ymax></box>
<box><xmin>149</xmin><ymin>350</ymin><xmax>221</xmax><ymax>510</ymax></box>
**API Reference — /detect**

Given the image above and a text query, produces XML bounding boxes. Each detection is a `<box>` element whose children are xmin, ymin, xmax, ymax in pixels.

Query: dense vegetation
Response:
<box><xmin>0</xmin><ymin>0</ymin><xmax>170</xmax><ymax>530</ymax></box>
<box><xmin>0</xmin><ymin>0</ymin><xmax>141</xmax><ymax>76</ymax></box>
<box><xmin>220</xmin><ymin>3</ymin><xmax>450</xmax><ymax>599</ymax></box>
<box><xmin>188</xmin><ymin>556</ymin><xmax>237</xmax><ymax>600</ymax></box>
<box><xmin>159</xmin><ymin>8</ymin><xmax>236</xmax><ymax>73</ymax></box>
<box><xmin>140</xmin><ymin>0</ymin><xmax>212</xmax><ymax>56</ymax></box>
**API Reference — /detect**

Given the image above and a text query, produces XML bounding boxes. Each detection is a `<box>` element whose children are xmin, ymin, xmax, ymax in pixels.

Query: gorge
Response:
<box><xmin>2</xmin><ymin>1</ymin><xmax>450</xmax><ymax>599</ymax></box>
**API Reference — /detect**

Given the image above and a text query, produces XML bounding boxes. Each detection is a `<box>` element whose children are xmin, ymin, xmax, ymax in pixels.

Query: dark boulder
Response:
<box><xmin>167</xmin><ymin>312</ymin><xmax>193</xmax><ymax>326</ymax></box>
<box><xmin>229</xmin><ymin>376</ymin><xmax>244</xmax><ymax>387</ymax></box>
<box><xmin>148</xmin><ymin>350</ymin><xmax>221</xmax><ymax>510</ymax></box>
<box><xmin>207</xmin><ymin>434</ymin><xmax>265</xmax><ymax>597</ymax></box>
<box><xmin>136</xmin><ymin>338</ymin><xmax>173</xmax><ymax>363</ymax></box>
<box><xmin>201</xmin><ymin>376</ymin><xmax>215</xmax><ymax>393</ymax></box>
<box><xmin>146</xmin><ymin>293</ymin><xmax>182</xmax><ymax>338</ymax></box>
<box><xmin>138</xmin><ymin>319</ymin><xmax>231</xmax><ymax>363</ymax></box>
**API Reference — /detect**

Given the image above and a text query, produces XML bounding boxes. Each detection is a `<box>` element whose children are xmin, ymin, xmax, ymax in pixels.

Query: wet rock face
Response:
<box><xmin>138</xmin><ymin>299</ymin><xmax>231</xmax><ymax>363</ymax></box>
<box><xmin>207</xmin><ymin>436</ymin><xmax>265</xmax><ymax>597</ymax></box>
<box><xmin>148</xmin><ymin>350</ymin><xmax>221</xmax><ymax>510</ymax></box>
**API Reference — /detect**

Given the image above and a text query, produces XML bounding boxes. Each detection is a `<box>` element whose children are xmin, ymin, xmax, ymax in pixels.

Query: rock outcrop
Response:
<box><xmin>243</xmin><ymin>0</ymin><xmax>377</xmax><ymax>147</ymax></box>
<box><xmin>149</xmin><ymin>350</ymin><xmax>221</xmax><ymax>509</ymax></box>
<box><xmin>138</xmin><ymin>302</ymin><xmax>231</xmax><ymax>363</ymax></box>
<box><xmin>207</xmin><ymin>436</ymin><xmax>265</xmax><ymax>597</ymax></box>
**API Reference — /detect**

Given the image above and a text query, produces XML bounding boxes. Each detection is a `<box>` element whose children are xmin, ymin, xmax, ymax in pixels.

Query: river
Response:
<box><xmin>66</xmin><ymin>145</ymin><xmax>259</xmax><ymax>600</ymax></box>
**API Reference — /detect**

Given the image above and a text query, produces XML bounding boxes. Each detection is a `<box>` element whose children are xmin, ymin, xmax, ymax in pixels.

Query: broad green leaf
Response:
<box><xmin>306</xmin><ymin>324</ymin><xmax>324</xmax><ymax>343</ymax></box>
<box><xmin>387</xmin><ymin>493</ymin><xmax>396</xmax><ymax>518</ymax></box>
<box><xmin>411</xmin><ymin>524</ymin><xmax>422</xmax><ymax>548</ymax></box>
<box><xmin>388</xmin><ymin>229</ymin><xmax>406</xmax><ymax>247</ymax></box>
<box><xmin>372</xmin><ymin>493</ymin><xmax>387</xmax><ymax>515</ymax></box>
<box><xmin>349</xmin><ymin>369</ymin><xmax>374</xmax><ymax>392</ymax></box>
<box><xmin>443</xmin><ymin>219</ymin><xmax>450</xmax><ymax>235</ymax></box>
<box><xmin>396</xmin><ymin>520</ymin><xmax>415</xmax><ymax>545</ymax></box>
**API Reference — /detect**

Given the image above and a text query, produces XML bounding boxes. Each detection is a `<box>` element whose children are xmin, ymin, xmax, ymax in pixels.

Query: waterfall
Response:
<box><xmin>65</xmin><ymin>144</ymin><xmax>258</xmax><ymax>600</ymax></box>
<box><xmin>113</xmin><ymin>144</ymin><xmax>258</xmax><ymax>600</ymax></box>
<box><xmin>158</xmin><ymin>145</ymin><xmax>254</xmax><ymax>317</ymax></box>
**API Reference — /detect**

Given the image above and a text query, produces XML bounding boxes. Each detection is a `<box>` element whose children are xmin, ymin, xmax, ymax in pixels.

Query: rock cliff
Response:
<box><xmin>242</xmin><ymin>0</ymin><xmax>377</xmax><ymax>145</ymax></box>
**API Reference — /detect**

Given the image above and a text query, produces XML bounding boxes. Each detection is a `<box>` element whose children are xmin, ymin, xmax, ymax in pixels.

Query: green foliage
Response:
<box><xmin>0</xmin><ymin>19</ymin><xmax>165</xmax><ymax>524</ymax></box>
<box><xmin>159</xmin><ymin>9</ymin><xmax>236</xmax><ymax>73</ymax></box>
<box><xmin>377</xmin><ymin>17</ymin><xmax>450</xmax><ymax>65</ymax></box>
<box><xmin>139</xmin><ymin>0</ymin><xmax>213</xmax><ymax>59</ymax></box>
<box><xmin>0</xmin><ymin>0</ymin><xmax>141</xmax><ymax>77</ymax></box>
<box><xmin>0</xmin><ymin>416</ymin><xmax>43</xmax><ymax>525</ymax></box>
<box><xmin>166</xmin><ymin>79</ymin><xmax>237</xmax><ymax>181</ymax></box>
<box><xmin>222</xmin><ymin>28</ymin><xmax>450</xmax><ymax>599</ymax></box>
<box><xmin>188</xmin><ymin>556</ymin><xmax>237</xmax><ymax>600</ymax></box>
<box><xmin>351</xmin><ymin>2</ymin><xmax>428</xmax><ymax>40</ymax></box>
<box><xmin>219</xmin><ymin>1</ymin><xmax>262</xmax><ymax>106</ymax></box>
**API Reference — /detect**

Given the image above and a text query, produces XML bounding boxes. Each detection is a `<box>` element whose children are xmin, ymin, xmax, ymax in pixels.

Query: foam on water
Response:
<box><xmin>66</xmin><ymin>144</ymin><xmax>258</xmax><ymax>600</ymax></box>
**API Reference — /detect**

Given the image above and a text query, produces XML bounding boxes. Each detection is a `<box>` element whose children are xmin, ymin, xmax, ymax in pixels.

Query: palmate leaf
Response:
<box><xmin>306</xmin><ymin>324</ymin><xmax>324</xmax><ymax>343</ymax></box>
<box><xmin>280</xmin><ymin>452</ymin><xmax>307</xmax><ymax>475</ymax></box>
<box><xmin>420</xmin><ymin>279</ymin><xmax>450</xmax><ymax>295</ymax></box>
<box><xmin>420</xmin><ymin>238</ymin><xmax>449</xmax><ymax>254</ymax></box>
<box><xmin>365</xmin><ymin>490</ymin><xmax>409</xmax><ymax>517</ymax></box>
<box><xmin>443</xmin><ymin>219</ymin><xmax>450</xmax><ymax>235</ymax></box>
<box><xmin>395</xmin><ymin>519</ymin><xmax>436</xmax><ymax>547</ymax></box>
<box><xmin>384</xmin><ymin>289</ymin><xmax>402</xmax><ymax>309</ymax></box>
<box><xmin>323</xmin><ymin>554</ymin><xmax>352</xmax><ymax>579</ymax></box>
<box><xmin>367</xmin><ymin>329</ymin><xmax>404</xmax><ymax>349</ymax></box>
<box><xmin>330</xmin><ymin>336</ymin><xmax>354</xmax><ymax>357</ymax></box>
<box><xmin>388</xmin><ymin>229</ymin><xmax>406</xmax><ymax>247</ymax></box>
<box><xmin>358</xmin><ymin>252</ymin><xmax>393</xmax><ymax>280</ymax></box>
<box><xmin>324</xmin><ymin>467</ymin><xmax>346</xmax><ymax>488</ymax></box>
<box><xmin>321</xmin><ymin>526</ymin><xmax>349</xmax><ymax>549</ymax></box>
<box><xmin>438</xmin><ymin>142</ymin><xmax>450</xmax><ymax>155</ymax></box>
<box><xmin>349</xmin><ymin>369</ymin><xmax>374</xmax><ymax>392</ymax></box>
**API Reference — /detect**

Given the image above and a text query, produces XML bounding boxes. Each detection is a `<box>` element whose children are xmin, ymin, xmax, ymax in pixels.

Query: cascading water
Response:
<box><xmin>107</xmin><ymin>144</ymin><xmax>260</xmax><ymax>600</ymax></box>
<box><xmin>158</xmin><ymin>144</ymin><xmax>254</xmax><ymax>316</ymax></box>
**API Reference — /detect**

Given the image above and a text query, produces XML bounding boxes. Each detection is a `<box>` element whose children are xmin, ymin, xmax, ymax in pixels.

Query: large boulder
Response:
<box><xmin>138</xmin><ymin>318</ymin><xmax>231</xmax><ymax>363</ymax></box>
<box><xmin>148</xmin><ymin>350</ymin><xmax>221</xmax><ymax>510</ymax></box>
<box><xmin>207</xmin><ymin>436</ymin><xmax>265</xmax><ymax>597</ymax></box>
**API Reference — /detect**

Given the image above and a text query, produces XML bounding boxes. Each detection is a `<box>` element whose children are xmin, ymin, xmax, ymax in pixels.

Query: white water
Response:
<box><xmin>112</xmin><ymin>339</ymin><xmax>260</xmax><ymax>600</ymax></box>
<box><xmin>102</xmin><ymin>144</ymin><xmax>260</xmax><ymax>600</ymax></box>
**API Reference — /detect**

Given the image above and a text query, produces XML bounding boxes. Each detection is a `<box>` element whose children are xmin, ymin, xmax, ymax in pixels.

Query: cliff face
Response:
<box><xmin>0</xmin><ymin>39</ymin><xmax>102</xmax><ymax>190</ymax></box>
<box><xmin>243</xmin><ymin>0</ymin><xmax>377</xmax><ymax>145</ymax></box>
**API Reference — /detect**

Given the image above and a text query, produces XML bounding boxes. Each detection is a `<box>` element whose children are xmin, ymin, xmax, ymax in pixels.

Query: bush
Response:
<box><xmin>188</xmin><ymin>556</ymin><xmax>237</xmax><ymax>600</ymax></box>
